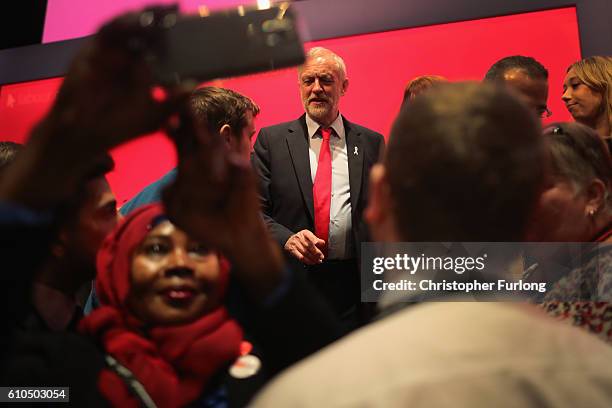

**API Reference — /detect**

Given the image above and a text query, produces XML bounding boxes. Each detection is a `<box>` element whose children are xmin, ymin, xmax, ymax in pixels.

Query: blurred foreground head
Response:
<box><xmin>402</xmin><ymin>75</ymin><xmax>447</xmax><ymax>106</ymax></box>
<box><xmin>366</xmin><ymin>82</ymin><xmax>545</xmax><ymax>242</ymax></box>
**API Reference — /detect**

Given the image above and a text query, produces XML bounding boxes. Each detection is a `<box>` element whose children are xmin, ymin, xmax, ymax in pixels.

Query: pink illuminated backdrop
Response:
<box><xmin>1</xmin><ymin>7</ymin><xmax>581</xmax><ymax>206</ymax></box>
<box><xmin>43</xmin><ymin>0</ymin><xmax>260</xmax><ymax>43</ymax></box>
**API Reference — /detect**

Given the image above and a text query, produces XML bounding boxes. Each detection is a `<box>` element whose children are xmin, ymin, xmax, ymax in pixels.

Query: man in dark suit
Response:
<box><xmin>252</xmin><ymin>47</ymin><xmax>384</xmax><ymax>324</ymax></box>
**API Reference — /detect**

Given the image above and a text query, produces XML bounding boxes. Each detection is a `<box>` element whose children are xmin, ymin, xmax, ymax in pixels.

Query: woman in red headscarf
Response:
<box><xmin>80</xmin><ymin>204</ymin><xmax>241</xmax><ymax>407</ymax></box>
<box><xmin>80</xmin><ymin>203</ymin><xmax>339</xmax><ymax>407</ymax></box>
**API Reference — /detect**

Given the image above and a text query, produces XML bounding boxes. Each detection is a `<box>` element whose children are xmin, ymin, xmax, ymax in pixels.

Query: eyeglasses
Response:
<box><xmin>537</xmin><ymin>107</ymin><xmax>552</xmax><ymax>119</ymax></box>
<box><xmin>544</xmin><ymin>125</ymin><xmax>563</xmax><ymax>135</ymax></box>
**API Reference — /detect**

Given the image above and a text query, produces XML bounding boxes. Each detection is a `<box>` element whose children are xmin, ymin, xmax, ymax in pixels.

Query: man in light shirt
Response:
<box><xmin>252</xmin><ymin>82</ymin><xmax>612</xmax><ymax>408</ymax></box>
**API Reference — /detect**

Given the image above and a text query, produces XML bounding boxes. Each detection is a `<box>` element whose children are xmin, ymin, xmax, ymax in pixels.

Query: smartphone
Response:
<box><xmin>147</xmin><ymin>3</ymin><xmax>305</xmax><ymax>85</ymax></box>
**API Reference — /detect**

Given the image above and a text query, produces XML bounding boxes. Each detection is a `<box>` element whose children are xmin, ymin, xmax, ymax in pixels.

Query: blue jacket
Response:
<box><xmin>119</xmin><ymin>168</ymin><xmax>177</xmax><ymax>216</ymax></box>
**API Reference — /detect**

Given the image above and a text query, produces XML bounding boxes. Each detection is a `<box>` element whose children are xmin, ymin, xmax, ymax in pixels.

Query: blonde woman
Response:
<box><xmin>562</xmin><ymin>56</ymin><xmax>612</xmax><ymax>144</ymax></box>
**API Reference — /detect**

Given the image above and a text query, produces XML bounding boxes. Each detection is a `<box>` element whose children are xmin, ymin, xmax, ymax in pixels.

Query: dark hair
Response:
<box><xmin>56</xmin><ymin>153</ymin><xmax>115</xmax><ymax>226</ymax></box>
<box><xmin>484</xmin><ymin>55</ymin><xmax>548</xmax><ymax>82</ymax></box>
<box><xmin>0</xmin><ymin>141</ymin><xmax>23</xmax><ymax>171</ymax></box>
<box><xmin>189</xmin><ymin>87</ymin><xmax>259</xmax><ymax>136</ymax></box>
<box><xmin>544</xmin><ymin>122</ymin><xmax>612</xmax><ymax>210</ymax></box>
<box><xmin>386</xmin><ymin>82</ymin><xmax>544</xmax><ymax>241</ymax></box>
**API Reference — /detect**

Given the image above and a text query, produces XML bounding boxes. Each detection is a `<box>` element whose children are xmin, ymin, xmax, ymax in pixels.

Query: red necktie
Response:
<box><xmin>313</xmin><ymin>127</ymin><xmax>332</xmax><ymax>254</ymax></box>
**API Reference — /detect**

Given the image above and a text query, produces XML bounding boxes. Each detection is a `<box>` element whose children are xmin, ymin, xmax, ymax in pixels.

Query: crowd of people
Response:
<box><xmin>1</xmin><ymin>7</ymin><xmax>611</xmax><ymax>408</ymax></box>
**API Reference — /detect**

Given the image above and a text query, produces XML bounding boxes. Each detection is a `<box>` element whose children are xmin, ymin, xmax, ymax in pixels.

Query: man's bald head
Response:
<box><xmin>484</xmin><ymin>56</ymin><xmax>550</xmax><ymax>119</ymax></box>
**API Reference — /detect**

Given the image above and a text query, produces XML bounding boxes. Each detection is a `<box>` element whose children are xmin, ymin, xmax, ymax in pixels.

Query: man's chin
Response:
<box><xmin>306</xmin><ymin>107</ymin><xmax>331</xmax><ymax>122</ymax></box>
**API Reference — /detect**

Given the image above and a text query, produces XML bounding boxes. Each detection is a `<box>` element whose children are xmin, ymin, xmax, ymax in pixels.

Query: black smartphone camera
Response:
<box><xmin>142</xmin><ymin>3</ymin><xmax>305</xmax><ymax>85</ymax></box>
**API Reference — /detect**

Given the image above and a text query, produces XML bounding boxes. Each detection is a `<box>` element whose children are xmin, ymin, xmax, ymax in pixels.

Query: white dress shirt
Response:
<box><xmin>305</xmin><ymin>113</ymin><xmax>354</xmax><ymax>260</ymax></box>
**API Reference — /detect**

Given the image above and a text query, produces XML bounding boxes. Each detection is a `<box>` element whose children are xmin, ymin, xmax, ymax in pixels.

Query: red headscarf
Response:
<box><xmin>80</xmin><ymin>204</ymin><xmax>243</xmax><ymax>408</ymax></box>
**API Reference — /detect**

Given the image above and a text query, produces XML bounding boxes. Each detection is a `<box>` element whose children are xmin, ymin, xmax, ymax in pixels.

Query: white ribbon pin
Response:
<box><xmin>354</xmin><ymin>146</ymin><xmax>359</xmax><ymax>156</ymax></box>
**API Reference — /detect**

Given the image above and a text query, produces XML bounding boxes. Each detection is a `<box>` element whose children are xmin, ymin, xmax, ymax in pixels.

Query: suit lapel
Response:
<box><xmin>345</xmin><ymin>118</ymin><xmax>364</xmax><ymax>215</ymax></box>
<box><xmin>286</xmin><ymin>115</ymin><xmax>315</xmax><ymax>221</ymax></box>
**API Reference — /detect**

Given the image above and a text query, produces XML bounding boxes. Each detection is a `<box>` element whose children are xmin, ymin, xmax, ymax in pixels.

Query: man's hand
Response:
<box><xmin>41</xmin><ymin>7</ymin><xmax>190</xmax><ymax>153</ymax></box>
<box><xmin>284</xmin><ymin>230</ymin><xmax>325</xmax><ymax>265</ymax></box>
<box><xmin>0</xmin><ymin>7</ymin><xmax>191</xmax><ymax>210</ymax></box>
<box><xmin>163</xmin><ymin>107</ymin><xmax>284</xmax><ymax>302</ymax></box>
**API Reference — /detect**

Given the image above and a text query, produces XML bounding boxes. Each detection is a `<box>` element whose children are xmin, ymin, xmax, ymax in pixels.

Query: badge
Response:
<box><xmin>229</xmin><ymin>341</ymin><xmax>261</xmax><ymax>379</ymax></box>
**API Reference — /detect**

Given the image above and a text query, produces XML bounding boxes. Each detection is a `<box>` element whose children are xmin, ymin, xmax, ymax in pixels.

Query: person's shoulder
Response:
<box><xmin>1</xmin><ymin>331</ymin><xmax>107</xmax><ymax>406</ymax></box>
<box><xmin>584</xmin><ymin>243</ymin><xmax>612</xmax><ymax>274</ymax></box>
<box><xmin>592</xmin><ymin>244</ymin><xmax>612</xmax><ymax>298</ymax></box>
<box><xmin>259</xmin><ymin>117</ymin><xmax>305</xmax><ymax>136</ymax></box>
<box><xmin>200</xmin><ymin>336</ymin><xmax>270</xmax><ymax>408</ymax></box>
<box><xmin>120</xmin><ymin>168</ymin><xmax>177</xmax><ymax>216</ymax></box>
<box><xmin>343</xmin><ymin>118</ymin><xmax>383</xmax><ymax>140</ymax></box>
<box><xmin>545</xmin><ymin>243</ymin><xmax>612</xmax><ymax>301</ymax></box>
<box><xmin>255</xmin><ymin>117</ymin><xmax>306</xmax><ymax>149</ymax></box>
<box><xmin>251</xmin><ymin>306</ymin><xmax>422</xmax><ymax>407</ymax></box>
<box><xmin>253</xmin><ymin>302</ymin><xmax>612</xmax><ymax>407</ymax></box>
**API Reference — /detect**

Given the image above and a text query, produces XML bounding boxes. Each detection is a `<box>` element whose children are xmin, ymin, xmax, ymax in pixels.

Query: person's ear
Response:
<box><xmin>50</xmin><ymin>230</ymin><xmax>69</xmax><ymax>259</ymax></box>
<box><xmin>219</xmin><ymin>124</ymin><xmax>233</xmax><ymax>147</ymax></box>
<box><xmin>50</xmin><ymin>243</ymin><xmax>65</xmax><ymax>259</ymax></box>
<box><xmin>585</xmin><ymin>178</ymin><xmax>607</xmax><ymax>217</ymax></box>
<box><xmin>341</xmin><ymin>77</ymin><xmax>349</xmax><ymax>96</ymax></box>
<box><xmin>365</xmin><ymin>164</ymin><xmax>397</xmax><ymax>240</ymax></box>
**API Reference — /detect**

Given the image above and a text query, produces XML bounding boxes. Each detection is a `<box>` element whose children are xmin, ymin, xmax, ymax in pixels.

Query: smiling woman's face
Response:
<box><xmin>127</xmin><ymin>221</ymin><xmax>222</xmax><ymax>326</ymax></box>
<box><xmin>562</xmin><ymin>68</ymin><xmax>604</xmax><ymax>125</ymax></box>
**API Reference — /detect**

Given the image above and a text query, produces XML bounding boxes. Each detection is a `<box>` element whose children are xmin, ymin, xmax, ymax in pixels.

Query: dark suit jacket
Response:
<box><xmin>252</xmin><ymin>114</ymin><xmax>385</xmax><ymax>260</ymax></box>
